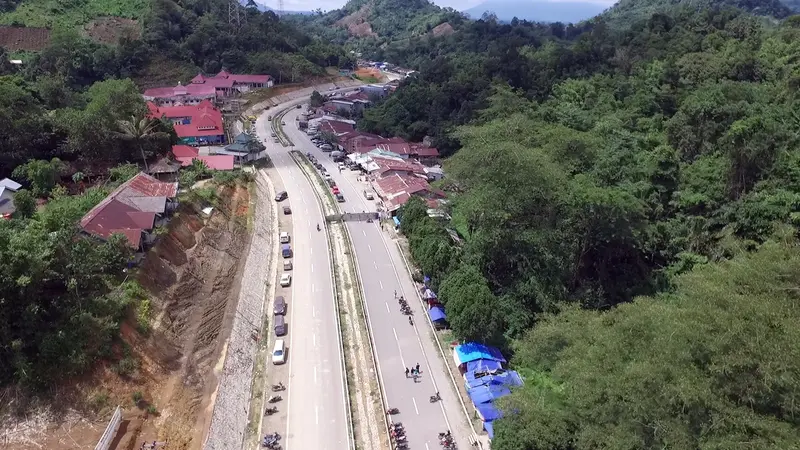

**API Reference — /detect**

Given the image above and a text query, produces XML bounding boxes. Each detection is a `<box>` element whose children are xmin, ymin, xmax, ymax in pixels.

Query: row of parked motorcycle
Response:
<box><xmin>263</xmin><ymin>383</ymin><xmax>286</xmax><ymax>416</ymax></box>
<box><xmin>388</xmin><ymin>422</ymin><xmax>457</xmax><ymax>450</ymax></box>
<box><xmin>261</xmin><ymin>432</ymin><xmax>281</xmax><ymax>449</ymax></box>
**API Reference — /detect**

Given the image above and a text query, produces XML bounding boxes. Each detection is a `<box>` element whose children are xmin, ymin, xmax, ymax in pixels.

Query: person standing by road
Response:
<box><xmin>415</xmin><ymin>363</ymin><xmax>420</xmax><ymax>374</ymax></box>
<box><xmin>405</xmin><ymin>367</ymin><xmax>409</xmax><ymax>378</ymax></box>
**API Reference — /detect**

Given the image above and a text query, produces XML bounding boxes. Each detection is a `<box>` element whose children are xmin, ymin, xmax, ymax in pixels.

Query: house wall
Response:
<box><xmin>0</xmin><ymin>190</ymin><xmax>16</xmax><ymax>215</ymax></box>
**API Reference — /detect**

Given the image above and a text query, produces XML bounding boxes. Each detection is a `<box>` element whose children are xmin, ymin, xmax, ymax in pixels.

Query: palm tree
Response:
<box><xmin>116</xmin><ymin>116</ymin><xmax>165</xmax><ymax>172</ymax></box>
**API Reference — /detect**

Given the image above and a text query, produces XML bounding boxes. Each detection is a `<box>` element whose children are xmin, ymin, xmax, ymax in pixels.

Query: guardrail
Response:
<box><xmin>288</xmin><ymin>151</ymin><xmax>356</xmax><ymax>450</ymax></box>
<box><xmin>94</xmin><ymin>406</ymin><xmax>122</xmax><ymax>450</ymax></box>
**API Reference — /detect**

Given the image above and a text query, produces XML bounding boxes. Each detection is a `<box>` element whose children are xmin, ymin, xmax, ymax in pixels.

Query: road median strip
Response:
<box><xmin>290</xmin><ymin>151</ymin><xmax>389</xmax><ymax>450</ymax></box>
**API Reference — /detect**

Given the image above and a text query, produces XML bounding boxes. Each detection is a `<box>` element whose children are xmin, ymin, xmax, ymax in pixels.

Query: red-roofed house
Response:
<box><xmin>372</xmin><ymin>158</ymin><xmax>428</xmax><ymax>179</ymax></box>
<box><xmin>143</xmin><ymin>81</ymin><xmax>218</xmax><ymax>107</ymax></box>
<box><xmin>80</xmin><ymin>173</ymin><xmax>179</xmax><ymax>250</ymax></box>
<box><xmin>148</xmin><ymin>100</ymin><xmax>226</xmax><ymax>145</ymax></box>
<box><xmin>171</xmin><ymin>145</ymin><xmax>199</xmax><ymax>158</ymax></box>
<box><xmin>373</xmin><ymin>174</ymin><xmax>444</xmax><ymax>213</ymax></box>
<box><xmin>143</xmin><ymin>69</ymin><xmax>272</xmax><ymax>106</ymax></box>
<box><xmin>176</xmin><ymin>155</ymin><xmax>235</xmax><ymax>171</ymax></box>
<box><xmin>318</xmin><ymin>119</ymin><xmax>356</xmax><ymax>136</ymax></box>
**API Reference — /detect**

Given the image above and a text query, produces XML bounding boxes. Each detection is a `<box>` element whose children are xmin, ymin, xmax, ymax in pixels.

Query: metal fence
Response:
<box><xmin>325</xmin><ymin>212</ymin><xmax>379</xmax><ymax>222</ymax></box>
<box><xmin>94</xmin><ymin>406</ymin><xmax>122</xmax><ymax>450</ymax></box>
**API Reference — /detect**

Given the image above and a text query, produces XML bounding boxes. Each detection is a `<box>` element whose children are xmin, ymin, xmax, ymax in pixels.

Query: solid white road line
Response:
<box><xmin>393</xmin><ymin>327</ymin><xmax>406</xmax><ymax>367</ymax></box>
<box><xmin>413</xmin><ymin>397</ymin><xmax>419</xmax><ymax>415</ymax></box>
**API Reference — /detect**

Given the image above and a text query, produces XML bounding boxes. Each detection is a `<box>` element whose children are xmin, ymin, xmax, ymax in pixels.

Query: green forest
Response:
<box><xmin>386</xmin><ymin>6</ymin><xmax>800</xmax><ymax>449</ymax></box>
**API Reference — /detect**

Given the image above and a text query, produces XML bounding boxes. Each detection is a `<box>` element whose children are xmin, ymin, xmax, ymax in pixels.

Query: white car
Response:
<box><xmin>280</xmin><ymin>273</ymin><xmax>292</xmax><ymax>287</ymax></box>
<box><xmin>272</xmin><ymin>339</ymin><xmax>286</xmax><ymax>365</ymax></box>
<box><xmin>280</xmin><ymin>231</ymin><xmax>290</xmax><ymax>243</ymax></box>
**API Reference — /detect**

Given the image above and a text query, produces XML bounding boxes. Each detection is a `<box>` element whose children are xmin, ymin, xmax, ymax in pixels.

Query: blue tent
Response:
<box><xmin>476</xmin><ymin>403</ymin><xmax>504</xmax><ymax>422</ymax></box>
<box><xmin>455</xmin><ymin>343</ymin><xmax>507</xmax><ymax>365</ymax></box>
<box><xmin>393</xmin><ymin>216</ymin><xmax>401</xmax><ymax>227</ymax></box>
<box><xmin>484</xmin><ymin>421</ymin><xmax>495</xmax><ymax>439</ymax></box>
<box><xmin>466</xmin><ymin>370</ymin><xmax>524</xmax><ymax>389</ymax></box>
<box><xmin>468</xmin><ymin>384</ymin><xmax>511</xmax><ymax>405</ymax></box>
<box><xmin>466</xmin><ymin>359</ymin><xmax>503</xmax><ymax>373</ymax></box>
<box><xmin>429</xmin><ymin>306</ymin><xmax>446</xmax><ymax>322</ymax></box>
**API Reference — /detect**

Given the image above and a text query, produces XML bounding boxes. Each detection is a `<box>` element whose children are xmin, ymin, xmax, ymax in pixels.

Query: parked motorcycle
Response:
<box><xmin>438</xmin><ymin>431</ymin><xmax>452</xmax><ymax>440</ymax></box>
<box><xmin>268</xmin><ymin>395</ymin><xmax>282</xmax><ymax>403</ymax></box>
<box><xmin>264</xmin><ymin>406</ymin><xmax>277</xmax><ymax>415</ymax></box>
<box><xmin>271</xmin><ymin>382</ymin><xmax>285</xmax><ymax>392</ymax></box>
<box><xmin>430</xmin><ymin>392</ymin><xmax>441</xmax><ymax>403</ymax></box>
<box><xmin>386</xmin><ymin>407</ymin><xmax>400</xmax><ymax>415</ymax></box>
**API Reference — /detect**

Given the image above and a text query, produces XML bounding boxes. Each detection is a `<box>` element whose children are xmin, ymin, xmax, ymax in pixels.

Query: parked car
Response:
<box><xmin>275</xmin><ymin>191</ymin><xmax>288</xmax><ymax>201</ymax></box>
<box><xmin>274</xmin><ymin>315</ymin><xmax>287</xmax><ymax>336</ymax></box>
<box><xmin>283</xmin><ymin>260</ymin><xmax>293</xmax><ymax>271</ymax></box>
<box><xmin>283</xmin><ymin>205</ymin><xmax>292</xmax><ymax>215</ymax></box>
<box><xmin>274</xmin><ymin>296</ymin><xmax>287</xmax><ymax>315</ymax></box>
<box><xmin>364</xmin><ymin>190</ymin><xmax>374</xmax><ymax>200</ymax></box>
<box><xmin>296</xmin><ymin>104</ymin><xmax>302</xmax><ymax>109</ymax></box>
<box><xmin>272</xmin><ymin>339</ymin><xmax>286</xmax><ymax>364</ymax></box>
<box><xmin>280</xmin><ymin>232</ymin><xmax>290</xmax><ymax>243</ymax></box>
<box><xmin>336</xmin><ymin>193</ymin><xmax>345</xmax><ymax>202</ymax></box>
<box><xmin>332</xmin><ymin>186</ymin><xmax>340</xmax><ymax>195</ymax></box>
<box><xmin>280</xmin><ymin>273</ymin><xmax>292</xmax><ymax>287</ymax></box>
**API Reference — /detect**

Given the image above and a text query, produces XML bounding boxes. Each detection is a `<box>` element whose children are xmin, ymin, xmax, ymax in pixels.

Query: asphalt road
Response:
<box><xmin>254</xmin><ymin>111</ymin><xmax>349</xmax><ymax>450</ymax></box>
<box><xmin>281</xmin><ymin>107</ymin><xmax>474</xmax><ymax>450</ymax></box>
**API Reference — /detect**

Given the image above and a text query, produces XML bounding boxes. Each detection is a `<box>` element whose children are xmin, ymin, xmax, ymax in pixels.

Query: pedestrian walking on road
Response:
<box><xmin>405</xmin><ymin>367</ymin><xmax>409</xmax><ymax>378</ymax></box>
<box><xmin>394</xmin><ymin>290</ymin><xmax>397</xmax><ymax>298</ymax></box>
<box><xmin>415</xmin><ymin>363</ymin><xmax>420</xmax><ymax>374</ymax></box>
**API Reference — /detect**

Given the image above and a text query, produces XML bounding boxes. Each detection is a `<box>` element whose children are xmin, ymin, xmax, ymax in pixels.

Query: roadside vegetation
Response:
<box><xmin>384</xmin><ymin>6</ymin><xmax>800</xmax><ymax>450</ymax></box>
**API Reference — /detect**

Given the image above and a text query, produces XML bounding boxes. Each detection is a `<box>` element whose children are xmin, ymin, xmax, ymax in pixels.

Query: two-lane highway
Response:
<box><xmin>280</xmin><ymin>106</ymin><xmax>473</xmax><ymax>450</ymax></box>
<box><xmin>254</xmin><ymin>111</ymin><xmax>349</xmax><ymax>450</ymax></box>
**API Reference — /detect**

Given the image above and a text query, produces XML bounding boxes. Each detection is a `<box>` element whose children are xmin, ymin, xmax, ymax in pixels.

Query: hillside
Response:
<box><xmin>288</xmin><ymin>0</ymin><xmax>465</xmax><ymax>48</ymax></box>
<box><xmin>601</xmin><ymin>0</ymin><xmax>796</xmax><ymax>25</ymax></box>
<box><xmin>463</xmin><ymin>0</ymin><xmax>609</xmax><ymax>23</ymax></box>
<box><xmin>0</xmin><ymin>0</ymin><xmax>351</xmax><ymax>86</ymax></box>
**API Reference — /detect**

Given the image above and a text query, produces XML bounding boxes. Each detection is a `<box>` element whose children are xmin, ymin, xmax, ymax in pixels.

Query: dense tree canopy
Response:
<box><xmin>392</xmin><ymin>6</ymin><xmax>800</xmax><ymax>448</ymax></box>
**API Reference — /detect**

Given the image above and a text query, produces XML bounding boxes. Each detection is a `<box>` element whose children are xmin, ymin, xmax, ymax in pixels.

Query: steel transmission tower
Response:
<box><xmin>228</xmin><ymin>0</ymin><xmax>247</xmax><ymax>30</ymax></box>
<box><xmin>278</xmin><ymin>0</ymin><xmax>284</xmax><ymax>15</ymax></box>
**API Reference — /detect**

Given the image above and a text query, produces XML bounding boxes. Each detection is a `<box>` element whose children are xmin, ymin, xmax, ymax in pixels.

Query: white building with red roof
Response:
<box><xmin>80</xmin><ymin>173</ymin><xmax>178</xmax><ymax>250</ymax></box>
<box><xmin>373</xmin><ymin>174</ymin><xmax>445</xmax><ymax>213</ymax></box>
<box><xmin>143</xmin><ymin>69</ymin><xmax>273</xmax><ymax>106</ymax></box>
<box><xmin>147</xmin><ymin>100</ymin><xmax>226</xmax><ymax>145</ymax></box>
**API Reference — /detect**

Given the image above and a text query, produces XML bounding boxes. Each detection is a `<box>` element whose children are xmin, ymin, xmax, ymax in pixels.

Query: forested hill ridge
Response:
<box><xmin>0</xmin><ymin>0</ymin><xmax>350</xmax><ymax>87</ymax></box>
<box><xmin>602</xmin><ymin>0</ymin><xmax>799</xmax><ymax>25</ymax></box>
<box><xmin>375</xmin><ymin>5</ymin><xmax>800</xmax><ymax>449</ymax></box>
<box><xmin>287</xmin><ymin>0</ymin><xmax>464</xmax><ymax>48</ymax></box>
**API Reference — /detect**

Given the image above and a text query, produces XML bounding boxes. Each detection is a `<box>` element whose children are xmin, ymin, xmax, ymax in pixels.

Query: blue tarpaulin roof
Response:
<box><xmin>466</xmin><ymin>370</ymin><xmax>524</xmax><ymax>389</ymax></box>
<box><xmin>484</xmin><ymin>421</ymin><xmax>495</xmax><ymax>439</ymax></box>
<box><xmin>468</xmin><ymin>384</ymin><xmax>511</xmax><ymax>405</ymax></box>
<box><xmin>429</xmin><ymin>306</ymin><xmax>446</xmax><ymax>321</ymax></box>
<box><xmin>466</xmin><ymin>359</ymin><xmax>503</xmax><ymax>373</ymax></box>
<box><xmin>476</xmin><ymin>402</ymin><xmax>504</xmax><ymax>422</ymax></box>
<box><xmin>455</xmin><ymin>343</ymin><xmax>507</xmax><ymax>365</ymax></box>
<box><xmin>393</xmin><ymin>216</ymin><xmax>401</xmax><ymax>226</ymax></box>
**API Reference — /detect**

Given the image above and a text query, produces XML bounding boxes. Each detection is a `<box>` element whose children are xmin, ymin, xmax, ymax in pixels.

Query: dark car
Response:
<box><xmin>336</xmin><ymin>193</ymin><xmax>345</xmax><ymax>203</ymax></box>
<box><xmin>275</xmin><ymin>191</ymin><xmax>288</xmax><ymax>202</ymax></box>
<box><xmin>274</xmin><ymin>296</ymin><xmax>287</xmax><ymax>315</ymax></box>
<box><xmin>283</xmin><ymin>205</ymin><xmax>292</xmax><ymax>215</ymax></box>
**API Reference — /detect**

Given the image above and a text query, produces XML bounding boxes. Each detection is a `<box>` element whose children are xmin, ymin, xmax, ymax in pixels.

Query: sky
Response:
<box><xmin>264</xmin><ymin>0</ymin><xmax>616</xmax><ymax>12</ymax></box>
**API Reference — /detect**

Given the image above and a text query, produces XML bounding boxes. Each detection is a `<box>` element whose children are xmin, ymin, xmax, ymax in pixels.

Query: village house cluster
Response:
<box><xmin>303</xmin><ymin>87</ymin><xmax>446</xmax><ymax>217</ymax></box>
<box><xmin>75</xmin><ymin>70</ymin><xmax>272</xmax><ymax>253</ymax></box>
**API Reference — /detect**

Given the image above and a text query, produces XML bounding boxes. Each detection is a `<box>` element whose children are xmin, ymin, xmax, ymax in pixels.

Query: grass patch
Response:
<box><xmin>0</xmin><ymin>0</ymin><xmax>149</xmax><ymax>29</ymax></box>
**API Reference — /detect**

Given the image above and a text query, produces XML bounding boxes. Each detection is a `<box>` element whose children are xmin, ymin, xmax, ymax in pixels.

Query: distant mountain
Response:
<box><xmin>463</xmin><ymin>0</ymin><xmax>609</xmax><ymax>23</ymax></box>
<box><xmin>600</xmin><ymin>0</ymin><xmax>795</xmax><ymax>25</ymax></box>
